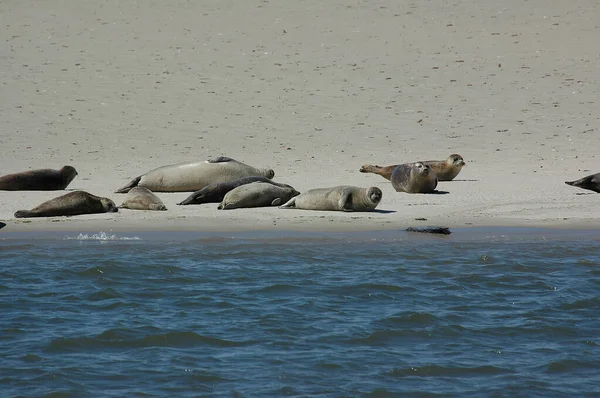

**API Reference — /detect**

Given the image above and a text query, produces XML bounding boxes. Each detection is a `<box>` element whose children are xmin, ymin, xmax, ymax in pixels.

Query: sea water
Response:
<box><xmin>1</xmin><ymin>228</ymin><xmax>600</xmax><ymax>397</ymax></box>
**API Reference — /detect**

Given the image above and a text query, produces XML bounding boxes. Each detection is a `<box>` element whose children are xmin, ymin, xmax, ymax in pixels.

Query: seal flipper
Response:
<box><xmin>339</xmin><ymin>189</ymin><xmax>354</xmax><ymax>212</ymax></box>
<box><xmin>279</xmin><ymin>197</ymin><xmax>296</xmax><ymax>208</ymax></box>
<box><xmin>178</xmin><ymin>191</ymin><xmax>203</xmax><ymax>205</ymax></box>
<box><xmin>271</xmin><ymin>198</ymin><xmax>283</xmax><ymax>206</ymax></box>
<box><xmin>207</xmin><ymin>156</ymin><xmax>233</xmax><ymax>163</ymax></box>
<box><xmin>565</xmin><ymin>175</ymin><xmax>600</xmax><ymax>193</ymax></box>
<box><xmin>115</xmin><ymin>175</ymin><xmax>142</xmax><ymax>194</ymax></box>
<box><xmin>14</xmin><ymin>210</ymin><xmax>34</xmax><ymax>218</ymax></box>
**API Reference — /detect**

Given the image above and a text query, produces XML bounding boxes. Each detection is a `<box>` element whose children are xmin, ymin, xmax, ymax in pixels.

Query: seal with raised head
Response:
<box><xmin>218</xmin><ymin>182</ymin><xmax>300</xmax><ymax>210</ymax></box>
<box><xmin>115</xmin><ymin>156</ymin><xmax>275</xmax><ymax>193</ymax></box>
<box><xmin>279</xmin><ymin>185</ymin><xmax>382</xmax><ymax>212</ymax></box>
<box><xmin>14</xmin><ymin>191</ymin><xmax>118</xmax><ymax>218</ymax></box>
<box><xmin>0</xmin><ymin>166</ymin><xmax>78</xmax><ymax>191</ymax></box>
<box><xmin>360</xmin><ymin>154</ymin><xmax>465</xmax><ymax>182</ymax></box>
<box><xmin>120</xmin><ymin>187</ymin><xmax>167</xmax><ymax>210</ymax></box>
<box><xmin>391</xmin><ymin>162</ymin><xmax>438</xmax><ymax>193</ymax></box>
<box><xmin>178</xmin><ymin>176</ymin><xmax>295</xmax><ymax>205</ymax></box>
<box><xmin>565</xmin><ymin>172</ymin><xmax>600</xmax><ymax>193</ymax></box>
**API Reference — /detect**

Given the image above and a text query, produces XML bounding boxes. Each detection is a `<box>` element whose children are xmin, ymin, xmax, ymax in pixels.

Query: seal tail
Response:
<box><xmin>14</xmin><ymin>210</ymin><xmax>34</xmax><ymax>218</ymax></box>
<box><xmin>115</xmin><ymin>176</ymin><xmax>142</xmax><ymax>194</ymax></box>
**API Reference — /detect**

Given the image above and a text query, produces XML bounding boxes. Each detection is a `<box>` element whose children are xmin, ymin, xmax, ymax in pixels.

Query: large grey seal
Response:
<box><xmin>178</xmin><ymin>176</ymin><xmax>295</xmax><ymax>205</ymax></box>
<box><xmin>360</xmin><ymin>154</ymin><xmax>465</xmax><ymax>182</ymax></box>
<box><xmin>0</xmin><ymin>166</ymin><xmax>78</xmax><ymax>191</ymax></box>
<box><xmin>115</xmin><ymin>156</ymin><xmax>274</xmax><ymax>193</ymax></box>
<box><xmin>391</xmin><ymin>162</ymin><xmax>438</xmax><ymax>193</ymax></box>
<box><xmin>14</xmin><ymin>191</ymin><xmax>118</xmax><ymax>218</ymax></box>
<box><xmin>217</xmin><ymin>182</ymin><xmax>300</xmax><ymax>210</ymax></box>
<box><xmin>565</xmin><ymin>172</ymin><xmax>600</xmax><ymax>193</ymax></box>
<box><xmin>279</xmin><ymin>185</ymin><xmax>382</xmax><ymax>212</ymax></box>
<box><xmin>120</xmin><ymin>187</ymin><xmax>167</xmax><ymax>210</ymax></box>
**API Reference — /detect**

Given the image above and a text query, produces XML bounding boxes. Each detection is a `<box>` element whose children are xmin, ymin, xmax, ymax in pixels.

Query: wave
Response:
<box><xmin>64</xmin><ymin>231</ymin><xmax>141</xmax><ymax>241</ymax></box>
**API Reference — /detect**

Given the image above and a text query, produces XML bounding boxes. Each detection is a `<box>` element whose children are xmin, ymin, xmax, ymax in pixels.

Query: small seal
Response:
<box><xmin>565</xmin><ymin>172</ymin><xmax>600</xmax><ymax>193</ymax></box>
<box><xmin>0</xmin><ymin>166</ymin><xmax>78</xmax><ymax>191</ymax></box>
<box><xmin>279</xmin><ymin>185</ymin><xmax>382</xmax><ymax>212</ymax></box>
<box><xmin>14</xmin><ymin>191</ymin><xmax>118</xmax><ymax>218</ymax></box>
<box><xmin>178</xmin><ymin>176</ymin><xmax>292</xmax><ymax>205</ymax></box>
<box><xmin>120</xmin><ymin>187</ymin><xmax>167</xmax><ymax>211</ymax></box>
<box><xmin>217</xmin><ymin>182</ymin><xmax>300</xmax><ymax>210</ymax></box>
<box><xmin>391</xmin><ymin>162</ymin><xmax>438</xmax><ymax>193</ymax></box>
<box><xmin>360</xmin><ymin>154</ymin><xmax>465</xmax><ymax>182</ymax></box>
<box><xmin>115</xmin><ymin>156</ymin><xmax>275</xmax><ymax>193</ymax></box>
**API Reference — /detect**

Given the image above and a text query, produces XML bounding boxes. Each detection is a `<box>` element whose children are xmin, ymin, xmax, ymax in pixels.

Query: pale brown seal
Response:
<box><xmin>116</xmin><ymin>156</ymin><xmax>274</xmax><ymax>193</ymax></box>
<box><xmin>0</xmin><ymin>166</ymin><xmax>78</xmax><ymax>191</ymax></box>
<box><xmin>218</xmin><ymin>182</ymin><xmax>300</xmax><ymax>210</ymax></box>
<box><xmin>391</xmin><ymin>162</ymin><xmax>438</xmax><ymax>193</ymax></box>
<box><xmin>120</xmin><ymin>187</ymin><xmax>167</xmax><ymax>211</ymax></box>
<box><xmin>178</xmin><ymin>176</ymin><xmax>292</xmax><ymax>205</ymax></box>
<box><xmin>279</xmin><ymin>186</ymin><xmax>382</xmax><ymax>212</ymax></box>
<box><xmin>14</xmin><ymin>191</ymin><xmax>118</xmax><ymax>218</ymax></box>
<box><xmin>565</xmin><ymin>172</ymin><xmax>600</xmax><ymax>193</ymax></box>
<box><xmin>360</xmin><ymin>154</ymin><xmax>465</xmax><ymax>182</ymax></box>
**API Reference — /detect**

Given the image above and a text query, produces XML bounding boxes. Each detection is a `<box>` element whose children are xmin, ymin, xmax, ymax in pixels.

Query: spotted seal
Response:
<box><xmin>14</xmin><ymin>191</ymin><xmax>118</xmax><ymax>218</ymax></box>
<box><xmin>218</xmin><ymin>182</ymin><xmax>299</xmax><ymax>210</ymax></box>
<box><xmin>0</xmin><ymin>166</ymin><xmax>78</xmax><ymax>191</ymax></box>
<box><xmin>391</xmin><ymin>162</ymin><xmax>438</xmax><ymax>193</ymax></box>
<box><xmin>120</xmin><ymin>187</ymin><xmax>167</xmax><ymax>210</ymax></box>
<box><xmin>115</xmin><ymin>156</ymin><xmax>274</xmax><ymax>193</ymax></box>
<box><xmin>279</xmin><ymin>185</ymin><xmax>382</xmax><ymax>212</ymax></box>
<box><xmin>565</xmin><ymin>172</ymin><xmax>600</xmax><ymax>193</ymax></box>
<box><xmin>360</xmin><ymin>154</ymin><xmax>465</xmax><ymax>182</ymax></box>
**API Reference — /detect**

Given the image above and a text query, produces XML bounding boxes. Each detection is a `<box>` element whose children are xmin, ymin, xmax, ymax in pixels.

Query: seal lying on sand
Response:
<box><xmin>218</xmin><ymin>182</ymin><xmax>300</xmax><ymax>210</ymax></box>
<box><xmin>14</xmin><ymin>191</ymin><xmax>118</xmax><ymax>218</ymax></box>
<box><xmin>120</xmin><ymin>187</ymin><xmax>167</xmax><ymax>210</ymax></box>
<box><xmin>115</xmin><ymin>156</ymin><xmax>274</xmax><ymax>193</ymax></box>
<box><xmin>279</xmin><ymin>186</ymin><xmax>382</xmax><ymax>212</ymax></box>
<box><xmin>360</xmin><ymin>154</ymin><xmax>465</xmax><ymax>182</ymax></box>
<box><xmin>178</xmin><ymin>176</ymin><xmax>293</xmax><ymax>205</ymax></box>
<box><xmin>0</xmin><ymin>166</ymin><xmax>78</xmax><ymax>191</ymax></box>
<box><xmin>565</xmin><ymin>172</ymin><xmax>600</xmax><ymax>193</ymax></box>
<box><xmin>391</xmin><ymin>162</ymin><xmax>438</xmax><ymax>193</ymax></box>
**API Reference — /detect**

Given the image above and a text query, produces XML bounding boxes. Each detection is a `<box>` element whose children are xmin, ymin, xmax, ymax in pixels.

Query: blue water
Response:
<box><xmin>1</xmin><ymin>228</ymin><xmax>600</xmax><ymax>397</ymax></box>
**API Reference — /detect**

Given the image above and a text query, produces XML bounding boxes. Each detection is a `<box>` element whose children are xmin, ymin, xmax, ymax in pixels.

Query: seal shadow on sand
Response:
<box><xmin>430</xmin><ymin>190</ymin><xmax>450</xmax><ymax>195</ymax></box>
<box><xmin>448</xmin><ymin>179</ymin><xmax>479</xmax><ymax>182</ymax></box>
<box><xmin>371</xmin><ymin>209</ymin><xmax>396</xmax><ymax>214</ymax></box>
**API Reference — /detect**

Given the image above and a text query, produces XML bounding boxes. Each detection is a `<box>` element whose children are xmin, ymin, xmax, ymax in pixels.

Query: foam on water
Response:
<box><xmin>64</xmin><ymin>231</ymin><xmax>142</xmax><ymax>241</ymax></box>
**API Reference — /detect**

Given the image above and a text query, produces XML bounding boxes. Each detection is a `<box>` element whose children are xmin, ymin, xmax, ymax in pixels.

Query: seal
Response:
<box><xmin>0</xmin><ymin>166</ymin><xmax>78</xmax><ymax>191</ymax></box>
<box><xmin>14</xmin><ymin>191</ymin><xmax>118</xmax><ymax>218</ymax></box>
<box><xmin>115</xmin><ymin>156</ymin><xmax>275</xmax><ymax>193</ymax></box>
<box><xmin>360</xmin><ymin>154</ymin><xmax>465</xmax><ymax>182</ymax></box>
<box><xmin>178</xmin><ymin>176</ymin><xmax>297</xmax><ymax>205</ymax></box>
<box><xmin>218</xmin><ymin>182</ymin><xmax>300</xmax><ymax>210</ymax></box>
<box><xmin>279</xmin><ymin>185</ymin><xmax>382</xmax><ymax>212</ymax></box>
<box><xmin>565</xmin><ymin>172</ymin><xmax>600</xmax><ymax>193</ymax></box>
<box><xmin>120</xmin><ymin>187</ymin><xmax>167</xmax><ymax>211</ymax></box>
<box><xmin>391</xmin><ymin>162</ymin><xmax>438</xmax><ymax>193</ymax></box>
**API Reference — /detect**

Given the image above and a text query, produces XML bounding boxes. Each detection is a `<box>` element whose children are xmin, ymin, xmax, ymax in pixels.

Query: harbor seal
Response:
<box><xmin>178</xmin><ymin>176</ymin><xmax>293</xmax><ymax>205</ymax></box>
<box><xmin>218</xmin><ymin>182</ymin><xmax>300</xmax><ymax>210</ymax></box>
<box><xmin>565</xmin><ymin>172</ymin><xmax>600</xmax><ymax>193</ymax></box>
<box><xmin>391</xmin><ymin>162</ymin><xmax>438</xmax><ymax>193</ymax></box>
<box><xmin>120</xmin><ymin>187</ymin><xmax>167</xmax><ymax>211</ymax></box>
<box><xmin>115</xmin><ymin>156</ymin><xmax>275</xmax><ymax>193</ymax></box>
<box><xmin>279</xmin><ymin>185</ymin><xmax>382</xmax><ymax>212</ymax></box>
<box><xmin>360</xmin><ymin>154</ymin><xmax>465</xmax><ymax>182</ymax></box>
<box><xmin>0</xmin><ymin>166</ymin><xmax>78</xmax><ymax>191</ymax></box>
<box><xmin>14</xmin><ymin>191</ymin><xmax>118</xmax><ymax>218</ymax></box>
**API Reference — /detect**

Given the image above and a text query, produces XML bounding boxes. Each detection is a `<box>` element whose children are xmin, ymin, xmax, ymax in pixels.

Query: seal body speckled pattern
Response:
<box><xmin>120</xmin><ymin>187</ymin><xmax>167</xmax><ymax>210</ymax></box>
<box><xmin>279</xmin><ymin>185</ymin><xmax>382</xmax><ymax>212</ymax></box>
<box><xmin>391</xmin><ymin>162</ymin><xmax>438</xmax><ymax>193</ymax></box>
<box><xmin>565</xmin><ymin>172</ymin><xmax>600</xmax><ymax>193</ymax></box>
<box><xmin>14</xmin><ymin>191</ymin><xmax>118</xmax><ymax>218</ymax></box>
<box><xmin>115</xmin><ymin>156</ymin><xmax>275</xmax><ymax>193</ymax></box>
<box><xmin>218</xmin><ymin>182</ymin><xmax>300</xmax><ymax>210</ymax></box>
<box><xmin>360</xmin><ymin>154</ymin><xmax>465</xmax><ymax>182</ymax></box>
<box><xmin>178</xmin><ymin>176</ymin><xmax>291</xmax><ymax>205</ymax></box>
<box><xmin>0</xmin><ymin>166</ymin><xmax>78</xmax><ymax>191</ymax></box>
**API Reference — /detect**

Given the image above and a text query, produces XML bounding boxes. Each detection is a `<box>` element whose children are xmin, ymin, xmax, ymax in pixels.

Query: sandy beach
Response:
<box><xmin>1</xmin><ymin>0</ymin><xmax>599</xmax><ymax>233</ymax></box>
